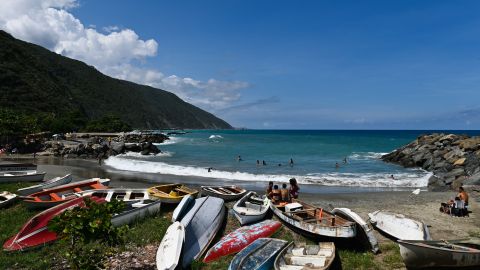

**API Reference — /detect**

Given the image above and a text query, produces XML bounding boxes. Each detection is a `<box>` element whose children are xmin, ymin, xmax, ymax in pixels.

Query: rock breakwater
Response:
<box><xmin>382</xmin><ymin>133</ymin><xmax>480</xmax><ymax>189</ymax></box>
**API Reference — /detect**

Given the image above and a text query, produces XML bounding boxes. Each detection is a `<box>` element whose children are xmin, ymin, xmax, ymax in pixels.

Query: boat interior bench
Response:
<box><xmin>245</xmin><ymin>201</ymin><xmax>263</xmax><ymax>211</ymax></box>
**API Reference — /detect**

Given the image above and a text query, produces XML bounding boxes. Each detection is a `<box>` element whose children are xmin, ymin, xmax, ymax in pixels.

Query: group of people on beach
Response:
<box><xmin>440</xmin><ymin>186</ymin><xmax>470</xmax><ymax>217</ymax></box>
<box><xmin>266</xmin><ymin>178</ymin><xmax>299</xmax><ymax>203</ymax></box>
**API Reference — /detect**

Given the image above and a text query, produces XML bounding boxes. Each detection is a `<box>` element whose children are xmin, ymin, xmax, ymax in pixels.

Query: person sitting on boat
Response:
<box><xmin>280</xmin><ymin>183</ymin><xmax>289</xmax><ymax>202</ymax></box>
<box><xmin>458</xmin><ymin>186</ymin><xmax>469</xmax><ymax>207</ymax></box>
<box><xmin>266</xmin><ymin>181</ymin><xmax>274</xmax><ymax>199</ymax></box>
<box><xmin>289</xmin><ymin>178</ymin><xmax>299</xmax><ymax>199</ymax></box>
<box><xmin>271</xmin><ymin>185</ymin><xmax>281</xmax><ymax>203</ymax></box>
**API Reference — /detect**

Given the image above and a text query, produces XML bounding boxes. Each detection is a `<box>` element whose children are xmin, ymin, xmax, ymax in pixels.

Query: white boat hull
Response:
<box><xmin>0</xmin><ymin>172</ymin><xmax>45</xmax><ymax>182</ymax></box>
<box><xmin>172</xmin><ymin>194</ymin><xmax>194</xmax><ymax>222</ymax></box>
<box><xmin>368</xmin><ymin>210</ymin><xmax>430</xmax><ymax>240</ymax></box>
<box><xmin>111</xmin><ymin>200</ymin><xmax>161</xmax><ymax>227</ymax></box>
<box><xmin>0</xmin><ymin>191</ymin><xmax>18</xmax><ymax>209</ymax></box>
<box><xmin>200</xmin><ymin>185</ymin><xmax>246</xmax><ymax>201</ymax></box>
<box><xmin>233</xmin><ymin>191</ymin><xmax>270</xmax><ymax>225</ymax></box>
<box><xmin>332</xmin><ymin>208</ymin><xmax>379</xmax><ymax>253</ymax></box>
<box><xmin>156</xmin><ymin>222</ymin><xmax>185</xmax><ymax>270</ymax></box>
<box><xmin>17</xmin><ymin>174</ymin><xmax>72</xmax><ymax>196</ymax></box>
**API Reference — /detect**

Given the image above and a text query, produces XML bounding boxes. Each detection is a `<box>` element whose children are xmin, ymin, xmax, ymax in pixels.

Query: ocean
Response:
<box><xmin>104</xmin><ymin>130</ymin><xmax>480</xmax><ymax>193</ymax></box>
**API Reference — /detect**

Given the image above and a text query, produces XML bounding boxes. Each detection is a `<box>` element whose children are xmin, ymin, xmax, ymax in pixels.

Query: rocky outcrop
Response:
<box><xmin>382</xmin><ymin>133</ymin><xmax>480</xmax><ymax>189</ymax></box>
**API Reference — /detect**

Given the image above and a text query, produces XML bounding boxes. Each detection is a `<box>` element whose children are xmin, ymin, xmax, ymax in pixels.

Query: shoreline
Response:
<box><xmin>2</xmin><ymin>155</ymin><xmax>479</xmax><ymax>241</ymax></box>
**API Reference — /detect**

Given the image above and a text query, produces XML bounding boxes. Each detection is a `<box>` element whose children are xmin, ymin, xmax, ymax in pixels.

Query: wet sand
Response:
<box><xmin>3</xmin><ymin>156</ymin><xmax>479</xmax><ymax>242</ymax></box>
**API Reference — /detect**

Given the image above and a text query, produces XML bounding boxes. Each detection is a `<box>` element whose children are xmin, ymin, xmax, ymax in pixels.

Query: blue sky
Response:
<box><xmin>1</xmin><ymin>0</ymin><xmax>479</xmax><ymax>129</ymax></box>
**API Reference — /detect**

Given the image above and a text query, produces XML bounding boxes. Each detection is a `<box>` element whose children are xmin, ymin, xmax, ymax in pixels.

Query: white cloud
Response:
<box><xmin>0</xmin><ymin>0</ymin><xmax>249</xmax><ymax>111</ymax></box>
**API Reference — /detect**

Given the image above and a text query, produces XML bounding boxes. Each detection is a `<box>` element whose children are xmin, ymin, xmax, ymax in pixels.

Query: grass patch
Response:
<box><xmin>124</xmin><ymin>213</ymin><xmax>171</xmax><ymax>246</ymax></box>
<box><xmin>338</xmin><ymin>249</ymin><xmax>378</xmax><ymax>270</ymax></box>
<box><xmin>468</xmin><ymin>230</ymin><xmax>480</xmax><ymax>238</ymax></box>
<box><xmin>379</xmin><ymin>242</ymin><xmax>403</xmax><ymax>269</ymax></box>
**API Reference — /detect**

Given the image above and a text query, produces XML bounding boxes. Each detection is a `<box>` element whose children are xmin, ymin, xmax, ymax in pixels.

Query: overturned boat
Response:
<box><xmin>398</xmin><ymin>239</ymin><xmax>480</xmax><ymax>268</ymax></box>
<box><xmin>368</xmin><ymin>210</ymin><xmax>430</xmax><ymax>240</ymax></box>
<box><xmin>229</xmin><ymin>238</ymin><xmax>288</xmax><ymax>270</ymax></box>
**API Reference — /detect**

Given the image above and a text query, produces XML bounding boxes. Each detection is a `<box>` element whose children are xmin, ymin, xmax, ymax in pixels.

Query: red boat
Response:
<box><xmin>203</xmin><ymin>220</ymin><xmax>282</xmax><ymax>263</ymax></box>
<box><xmin>23</xmin><ymin>178</ymin><xmax>110</xmax><ymax>210</ymax></box>
<box><xmin>3</xmin><ymin>196</ymin><xmax>104</xmax><ymax>251</ymax></box>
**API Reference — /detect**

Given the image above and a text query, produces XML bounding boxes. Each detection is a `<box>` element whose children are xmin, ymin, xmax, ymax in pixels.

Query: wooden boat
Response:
<box><xmin>274</xmin><ymin>242</ymin><xmax>336</xmax><ymax>270</ymax></box>
<box><xmin>229</xmin><ymin>238</ymin><xmax>288</xmax><ymax>270</ymax></box>
<box><xmin>332</xmin><ymin>207</ymin><xmax>379</xmax><ymax>253</ymax></box>
<box><xmin>171</xmin><ymin>194</ymin><xmax>194</xmax><ymax>222</ymax></box>
<box><xmin>233</xmin><ymin>191</ymin><xmax>270</xmax><ymax>225</ymax></box>
<box><xmin>23</xmin><ymin>178</ymin><xmax>110</xmax><ymax>210</ymax></box>
<box><xmin>204</xmin><ymin>220</ymin><xmax>282</xmax><ymax>263</ymax></box>
<box><xmin>156</xmin><ymin>221</ymin><xmax>185</xmax><ymax>270</ymax></box>
<box><xmin>179</xmin><ymin>196</ymin><xmax>225</xmax><ymax>269</ymax></box>
<box><xmin>0</xmin><ymin>191</ymin><xmax>18</xmax><ymax>208</ymax></box>
<box><xmin>0</xmin><ymin>171</ymin><xmax>45</xmax><ymax>183</ymax></box>
<box><xmin>270</xmin><ymin>199</ymin><xmax>356</xmax><ymax>239</ymax></box>
<box><xmin>368</xmin><ymin>210</ymin><xmax>430</xmax><ymax>240</ymax></box>
<box><xmin>111</xmin><ymin>199</ymin><xmax>161</xmax><ymax>227</ymax></box>
<box><xmin>75</xmin><ymin>188</ymin><xmax>150</xmax><ymax>202</ymax></box>
<box><xmin>398</xmin><ymin>239</ymin><xmax>480</xmax><ymax>268</ymax></box>
<box><xmin>201</xmin><ymin>185</ymin><xmax>247</xmax><ymax>201</ymax></box>
<box><xmin>17</xmin><ymin>174</ymin><xmax>72</xmax><ymax>196</ymax></box>
<box><xmin>3</xmin><ymin>196</ymin><xmax>104</xmax><ymax>251</ymax></box>
<box><xmin>148</xmin><ymin>183</ymin><xmax>198</xmax><ymax>204</ymax></box>
<box><xmin>0</xmin><ymin>162</ymin><xmax>37</xmax><ymax>172</ymax></box>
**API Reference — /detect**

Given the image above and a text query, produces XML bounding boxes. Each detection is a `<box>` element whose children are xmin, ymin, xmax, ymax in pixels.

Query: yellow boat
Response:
<box><xmin>147</xmin><ymin>183</ymin><xmax>198</xmax><ymax>204</ymax></box>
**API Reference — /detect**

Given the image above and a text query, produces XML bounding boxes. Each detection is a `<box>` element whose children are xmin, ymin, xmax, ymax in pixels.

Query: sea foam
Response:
<box><xmin>104</xmin><ymin>156</ymin><xmax>431</xmax><ymax>188</ymax></box>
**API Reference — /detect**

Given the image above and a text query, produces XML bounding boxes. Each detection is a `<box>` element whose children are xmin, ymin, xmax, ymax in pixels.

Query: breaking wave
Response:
<box><xmin>154</xmin><ymin>136</ymin><xmax>183</xmax><ymax>145</ymax></box>
<box><xmin>209</xmin><ymin>135</ymin><xmax>223</xmax><ymax>139</ymax></box>
<box><xmin>104</xmin><ymin>156</ymin><xmax>431</xmax><ymax>188</ymax></box>
<box><xmin>348</xmin><ymin>152</ymin><xmax>388</xmax><ymax>160</ymax></box>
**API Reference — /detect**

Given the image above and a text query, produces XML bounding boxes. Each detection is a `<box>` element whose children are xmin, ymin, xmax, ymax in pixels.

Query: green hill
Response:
<box><xmin>0</xmin><ymin>30</ymin><xmax>232</xmax><ymax>131</ymax></box>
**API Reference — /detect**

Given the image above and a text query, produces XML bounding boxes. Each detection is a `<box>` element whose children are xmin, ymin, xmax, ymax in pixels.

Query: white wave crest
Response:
<box><xmin>117</xmin><ymin>151</ymin><xmax>173</xmax><ymax>158</ymax></box>
<box><xmin>209</xmin><ymin>135</ymin><xmax>223</xmax><ymax>139</ymax></box>
<box><xmin>104</xmin><ymin>157</ymin><xmax>431</xmax><ymax>188</ymax></box>
<box><xmin>154</xmin><ymin>136</ymin><xmax>183</xmax><ymax>145</ymax></box>
<box><xmin>348</xmin><ymin>152</ymin><xmax>388</xmax><ymax>161</ymax></box>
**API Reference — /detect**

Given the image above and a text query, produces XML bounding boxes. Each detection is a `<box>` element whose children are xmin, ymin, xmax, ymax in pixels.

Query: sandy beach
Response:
<box><xmin>5</xmin><ymin>155</ymin><xmax>479</xmax><ymax>243</ymax></box>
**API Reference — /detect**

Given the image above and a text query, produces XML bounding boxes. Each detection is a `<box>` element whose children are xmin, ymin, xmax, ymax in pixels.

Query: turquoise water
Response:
<box><xmin>105</xmin><ymin>130</ymin><xmax>479</xmax><ymax>189</ymax></box>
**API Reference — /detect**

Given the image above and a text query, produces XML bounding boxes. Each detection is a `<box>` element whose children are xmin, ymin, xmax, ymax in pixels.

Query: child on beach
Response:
<box><xmin>266</xmin><ymin>181</ymin><xmax>273</xmax><ymax>199</ymax></box>
<box><xmin>289</xmin><ymin>178</ymin><xmax>299</xmax><ymax>199</ymax></box>
<box><xmin>280</xmin><ymin>183</ymin><xmax>289</xmax><ymax>202</ymax></box>
<box><xmin>271</xmin><ymin>185</ymin><xmax>281</xmax><ymax>203</ymax></box>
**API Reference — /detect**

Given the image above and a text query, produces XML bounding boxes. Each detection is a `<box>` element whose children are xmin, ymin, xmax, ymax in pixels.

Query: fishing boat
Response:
<box><xmin>75</xmin><ymin>188</ymin><xmax>150</xmax><ymax>202</ymax></box>
<box><xmin>204</xmin><ymin>220</ymin><xmax>282</xmax><ymax>263</ymax></box>
<box><xmin>111</xmin><ymin>199</ymin><xmax>161</xmax><ymax>227</ymax></box>
<box><xmin>229</xmin><ymin>238</ymin><xmax>288</xmax><ymax>270</ymax></box>
<box><xmin>368</xmin><ymin>210</ymin><xmax>430</xmax><ymax>240</ymax></box>
<box><xmin>274</xmin><ymin>242</ymin><xmax>336</xmax><ymax>270</ymax></box>
<box><xmin>17</xmin><ymin>174</ymin><xmax>72</xmax><ymax>196</ymax></box>
<box><xmin>233</xmin><ymin>191</ymin><xmax>270</xmax><ymax>225</ymax></box>
<box><xmin>0</xmin><ymin>191</ymin><xmax>18</xmax><ymax>208</ymax></box>
<box><xmin>200</xmin><ymin>185</ymin><xmax>247</xmax><ymax>201</ymax></box>
<box><xmin>0</xmin><ymin>171</ymin><xmax>45</xmax><ymax>183</ymax></box>
<box><xmin>23</xmin><ymin>178</ymin><xmax>110</xmax><ymax>210</ymax></box>
<box><xmin>148</xmin><ymin>183</ymin><xmax>198</xmax><ymax>204</ymax></box>
<box><xmin>3</xmin><ymin>196</ymin><xmax>104</xmax><ymax>251</ymax></box>
<box><xmin>398</xmin><ymin>239</ymin><xmax>480</xmax><ymax>268</ymax></box>
<box><xmin>171</xmin><ymin>194</ymin><xmax>194</xmax><ymax>222</ymax></box>
<box><xmin>332</xmin><ymin>207</ymin><xmax>379</xmax><ymax>253</ymax></box>
<box><xmin>156</xmin><ymin>221</ymin><xmax>185</xmax><ymax>270</ymax></box>
<box><xmin>0</xmin><ymin>162</ymin><xmax>37</xmax><ymax>172</ymax></box>
<box><xmin>180</xmin><ymin>196</ymin><xmax>225</xmax><ymax>269</ymax></box>
<box><xmin>270</xmin><ymin>200</ymin><xmax>356</xmax><ymax>239</ymax></box>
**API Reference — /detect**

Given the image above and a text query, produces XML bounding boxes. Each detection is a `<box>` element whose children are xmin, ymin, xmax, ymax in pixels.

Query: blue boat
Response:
<box><xmin>229</xmin><ymin>238</ymin><xmax>288</xmax><ymax>270</ymax></box>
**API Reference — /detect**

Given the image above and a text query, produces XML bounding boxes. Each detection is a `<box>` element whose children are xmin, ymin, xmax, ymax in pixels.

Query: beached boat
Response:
<box><xmin>180</xmin><ymin>196</ymin><xmax>225</xmax><ymax>269</ymax></box>
<box><xmin>0</xmin><ymin>191</ymin><xmax>18</xmax><ymax>208</ymax></box>
<box><xmin>233</xmin><ymin>191</ymin><xmax>270</xmax><ymax>225</ymax></box>
<box><xmin>0</xmin><ymin>171</ymin><xmax>45</xmax><ymax>183</ymax></box>
<box><xmin>0</xmin><ymin>162</ymin><xmax>37</xmax><ymax>172</ymax></box>
<box><xmin>17</xmin><ymin>174</ymin><xmax>72</xmax><ymax>196</ymax></box>
<box><xmin>3</xmin><ymin>196</ymin><xmax>104</xmax><ymax>251</ymax></box>
<box><xmin>201</xmin><ymin>185</ymin><xmax>247</xmax><ymax>201</ymax></box>
<box><xmin>368</xmin><ymin>210</ymin><xmax>430</xmax><ymax>240</ymax></box>
<box><xmin>171</xmin><ymin>194</ymin><xmax>194</xmax><ymax>222</ymax></box>
<box><xmin>332</xmin><ymin>207</ymin><xmax>379</xmax><ymax>253</ymax></box>
<box><xmin>23</xmin><ymin>178</ymin><xmax>110</xmax><ymax>210</ymax></box>
<box><xmin>204</xmin><ymin>220</ymin><xmax>282</xmax><ymax>263</ymax></box>
<box><xmin>274</xmin><ymin>242</ymin><xmax>336</xmax><ymax>270</ymax></box>
<box><xmin>148</xmin><ymin>183</ymin><xmax>198</xmax><ymax>204</ymax></box>
<box><xmin>270</xmin><ymin>200</ymin><xmax>356</xmax><ymax>239</ymax></box>
<box><xmin>111</xmin><ymin>199</ymin><xmax>161</xmax><ymax>227</ymax></box>
<box><xmin>156</xmin><ymin>221</ymin><xmax>185</xmax><ymax>270</ymax></box>
<box><xmin>398</xmin><ymin>239</ymin><xmax>480</xmax><ymax>268</ymax></box>
<box><xmin>229</xmin><ymin>238</ymin><xmax>288</xmax><ymax>270</ymax></box>
<box><xmin>75</xmin><ymin>188</ymin><xmax>150</xmax><ymax>202</ymax></box>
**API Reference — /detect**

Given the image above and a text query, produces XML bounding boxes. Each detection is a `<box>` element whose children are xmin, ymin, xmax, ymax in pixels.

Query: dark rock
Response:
<box><xmin>111</xmin><ymin>142</ymin><xmax>125</xmax><ymax>154</ymax></box>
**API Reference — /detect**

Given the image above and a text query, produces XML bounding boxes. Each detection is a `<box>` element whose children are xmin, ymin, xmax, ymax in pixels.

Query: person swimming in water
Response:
<box><xmin>335</xmin><ymin>162</ymin><xmax>340</xmax><ymax>169</ymax></box>
<box><xmin>237</xmin><ymin>155</ymin><xmax>243</xmax><ymax>161</ymax></box>
<box><xmin>289</xmin><ymin>158</ymin><xmax>294</xmax><ymax>167</ymax></box>
<box><xmin>262</xmin><ymin>160</ymin><xmax>267</xmax><ymax>166</ymax></box>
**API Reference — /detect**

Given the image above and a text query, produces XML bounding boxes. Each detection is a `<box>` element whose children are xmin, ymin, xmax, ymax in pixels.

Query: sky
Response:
<box><xmin>0</xmin><ymin>0</ymin><xmax>479</xmax><ymax>129</ymax></box>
